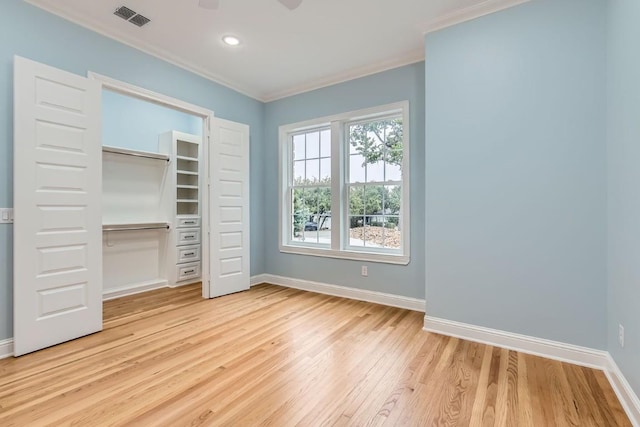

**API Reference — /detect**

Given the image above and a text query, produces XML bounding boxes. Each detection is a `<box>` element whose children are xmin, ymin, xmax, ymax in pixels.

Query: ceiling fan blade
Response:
<box><xmin>278</xmin><ymin>0</ymin><xmax>303</xmax><ymax>10</ymax></box>
<box><xmin>199</xmin><ymin>0</ymin><xmax>220</xmax><ymax>10</ymax></box>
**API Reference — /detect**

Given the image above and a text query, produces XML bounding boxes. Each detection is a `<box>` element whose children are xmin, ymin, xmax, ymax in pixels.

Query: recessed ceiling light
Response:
<box><xmin>222</xmin><ymin>35</ymin><xmax>241</xmax><ymax>46</ymax></box>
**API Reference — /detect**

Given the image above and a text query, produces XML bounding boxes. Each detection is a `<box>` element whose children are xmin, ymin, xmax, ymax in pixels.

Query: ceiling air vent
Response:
<box><xmin>129</xmin><ymin>14</ymin><xmax>151</xmax><ymax>27</ymax></box>
<box><xmin>114</xmin><ymin>6</ymin><xmax>136</xmax><ymax>21</ymax></box>
<box><xmin>114</xmin><ymin>6</ymin><xmax>151</xmax><ymax>28</ymax></box>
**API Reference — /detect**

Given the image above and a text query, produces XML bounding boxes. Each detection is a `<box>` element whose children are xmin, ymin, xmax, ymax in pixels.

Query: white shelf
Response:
<box><xmin>177</xmin><ymin>185</ymin><xmax>199</xmax><ymax>189</ymax></box>
<box><xmin>176</xmin><ymin>155</ymin><xmax>198</xmax><ymax>162</ymax></box>
<box><xmin>103</xmin><ymin>145</ymin><xmax>170</xmax><ymax>162</ymax></box>
<box><xmin>177</xmin><ymin>199</ymin><xmax>198</xmax><ymax>203</ymax></box>
<box><xmin>177</xmin><ymin>170</ymin><xmax>198</xmax><ymax>176</ymax></box>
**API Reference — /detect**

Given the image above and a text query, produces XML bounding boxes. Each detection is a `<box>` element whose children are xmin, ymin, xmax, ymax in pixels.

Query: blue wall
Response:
<box><xmin>264</xmin><ymin>63</ymin><xmax>426</xmax><ymax>299</ymax></box>
<box><xmin>607</xmin><ymin>0</ymin><xmax>640</xmax><ymax>397</ymax></box>
<box><xmin>102</xmin><ymin>90</ymin><xmax>202</xmax><ymax>152</ymax></box>
<box><xmin>0</xmin><ymin>0</ymin><xmax>265</xmax><ymax>341</ymax></box>
<box><xmin>424</xmin><ymin>0</ymin><xmax>607</xmax><ymax>349</ymax></box>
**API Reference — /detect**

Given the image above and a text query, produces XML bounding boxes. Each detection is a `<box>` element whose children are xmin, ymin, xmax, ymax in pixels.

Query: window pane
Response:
<box><xmin>293</xmin><ymin>160</ymin><xmax>305</xmax><ymax>183</ymax></box>
<box><xmin>306</xmin><ymin>132</ymin><xmax>320</xmax><ymax>158</ymax></box>
<box><xmin>320</xmin><ymin>129</ymin><xmax>331</xmax><ymax>157</ymax></box>
<box><xmin>349</xmin><ymin>154</ymin><xmax>366</xmax><ymax>183</ymax></box>
<box><xmin>320</xmin><ymin>157</ymin><xmax>331</xmax><ymax>182</ymax></box>
<box><xmin>386</xmin><ymin>160</ymin><xmax>402</xmax><ymax>182</ymax></box>
<box><xmin>384</xmin><ymin>185</ymin><xmax>401</xmax><ymax>215</ymax></box>
<box><xmin>367</xmin><ymin>161</ymin><xmax>385</xmax><ymax>183</ymax></box>
<box><xmin>382</xmin><ymin>216</ymin><xmax>401</xmax><ymax>249</ymax></box>
<box><xmin>306</xmin><ymin>159</ymin><xmax>319</xmax><ymax>182</ymax></box>
<box><xmin>363</xmin><ymin>185</ymin><xmax>384</xmax><ymax>215</ymax></box>
<box><xmin>349</xmin><ymin>217</ymin><xmax>365</xmax><ymax>247</ymax></box>
<box><xmin>293</xmin><ymin>135</ymin><xmax>305</xmax><ymax>160</ymax></box>
<box><xmin>349</xmin><ymin>186</ymin><xmax>364</xmax><ymax>215</ymax></box>
<box><xmin>292</xmin><ymin>188</ymin><xmax>306</xmax><ymax>242</ymax></box>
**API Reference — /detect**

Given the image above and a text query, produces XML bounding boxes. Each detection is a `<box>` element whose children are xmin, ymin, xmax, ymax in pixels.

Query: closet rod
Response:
<box><xmin>102</xmin><ymin>145</ymin><xmax>170</xmax><ymax>162</ymax></box>
<box><xmin>102</xmin><ymin>223</ymin><xmax>170</xmax><ymax>232</ymax></box>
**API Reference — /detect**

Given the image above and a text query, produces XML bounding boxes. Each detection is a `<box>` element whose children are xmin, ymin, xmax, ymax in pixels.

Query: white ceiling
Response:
<box><xmin>25</xmin><ymin>0</ymin><xmax>526</xmax><ymax>101</ymax></box>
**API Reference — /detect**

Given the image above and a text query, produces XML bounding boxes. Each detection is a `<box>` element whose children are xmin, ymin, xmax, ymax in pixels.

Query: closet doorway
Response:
<box><xmin>13</xmin><ymin>57</ymin><xmax>250</xmax><ymax>356</ymax></box>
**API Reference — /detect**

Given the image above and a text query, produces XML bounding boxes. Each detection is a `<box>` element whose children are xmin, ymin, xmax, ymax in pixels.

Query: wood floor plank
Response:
<box><xmin>0</xmin><ymin>284</ymin><xmax>632</xmax><ymax>426</ymax></box>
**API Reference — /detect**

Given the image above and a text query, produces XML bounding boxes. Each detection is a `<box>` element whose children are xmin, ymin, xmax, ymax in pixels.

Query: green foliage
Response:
<box><xmin>349</xmin><ymin>118</ymin><xmax>403</xmax><ymax>167</ymax></box>
<box><xmin>348</xmin><ymin>185</ymin><xmax>401</xmax><ymax>228</ymax></box>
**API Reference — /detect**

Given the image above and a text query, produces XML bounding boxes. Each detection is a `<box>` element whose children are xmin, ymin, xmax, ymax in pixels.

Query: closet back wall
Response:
<box><xmin>102</xmin><ymin>90</ymin><xmax>202</xmax><ymax>152</ymax></box>
<box><xmin>0</xmin><ymin>0</ymin><xmax>265</xmax><ymax>343</ymax></box>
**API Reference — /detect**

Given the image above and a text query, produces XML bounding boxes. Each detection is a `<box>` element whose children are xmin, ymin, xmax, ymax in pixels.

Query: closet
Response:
<box><xmin>13</xmin><ymin>56</ymin><xmax>250</xmax><ymax>356</ymax></box>
<box><xmin>100</xmin><ymin>92</ymin><xmax>203</xmax><ymax>299</ymax></box>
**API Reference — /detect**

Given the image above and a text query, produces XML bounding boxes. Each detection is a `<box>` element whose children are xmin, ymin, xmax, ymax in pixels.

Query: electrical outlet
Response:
<box><xmin>0</xmin><ymin>208</ymin><xmax>13</xmax><ymax>224</ymax></box>
<box><xmin>619</xmin><ymin>324</ymin><xmax>625</xmax><ymax>348</ymax></box>
<box><xmin>361</xmin><ymin>265</ymin><xmax>368</xmax><ymax>277</ymax></box>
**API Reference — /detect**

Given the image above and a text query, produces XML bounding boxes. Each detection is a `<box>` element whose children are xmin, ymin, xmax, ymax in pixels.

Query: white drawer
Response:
<box><xmin>177</xmin><ymin>262</ymin><xmax>201</xmax><ymax>282</ymax></box>
<box><xmin>177</xmin><ymin>217</ymin><xmax>200</xmax><ymax>228</ymax></box>
<box><xmin>177</xmin><ymin>244</ymin><xmax>201</xmax><ymax>263</ymax></box>
<box><xmin>177</xmin><ymin>228</ymin><xmax>200</xmax><ymax>245</ymax></box>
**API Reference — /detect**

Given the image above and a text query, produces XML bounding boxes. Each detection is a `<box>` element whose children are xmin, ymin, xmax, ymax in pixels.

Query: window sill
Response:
<box><xmin>279</xmin><ymin>244</ymin><xmax>410</xmax><ymax>265</ymax></box>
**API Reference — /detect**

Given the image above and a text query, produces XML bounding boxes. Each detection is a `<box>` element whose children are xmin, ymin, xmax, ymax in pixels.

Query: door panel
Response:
<box><xmin>209</xmin><ymin>118</ymin><xmax>250</xmax><ymax>298</ymax></box>
<box><xmin>13</xmin><ymin>56</ymin><xmax>102</xmax><ymax>356</ymax></box>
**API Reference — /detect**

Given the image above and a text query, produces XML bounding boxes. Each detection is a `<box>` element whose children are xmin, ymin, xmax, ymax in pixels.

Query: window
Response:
<box><xmin>279</xmin><ymin>102</ymin><xmax>410</xmax><ymax>264</ymax></box>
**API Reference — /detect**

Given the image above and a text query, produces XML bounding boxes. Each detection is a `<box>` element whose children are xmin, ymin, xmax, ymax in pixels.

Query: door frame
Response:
<box><xmin>88</xmin><ymin>72</ymin><xmax>214</xmax><ymax>298</ymax></box>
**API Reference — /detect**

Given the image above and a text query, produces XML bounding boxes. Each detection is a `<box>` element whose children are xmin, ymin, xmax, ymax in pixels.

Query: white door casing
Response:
<box><xmin>13</xmin><ymin>56</ymin><xmax>103</xmax><ymax>356</ymax></box>
<box><xmin>209</xmin><ymin>118</ymin><xmax>250</xmax><ymax>297</ymax></box>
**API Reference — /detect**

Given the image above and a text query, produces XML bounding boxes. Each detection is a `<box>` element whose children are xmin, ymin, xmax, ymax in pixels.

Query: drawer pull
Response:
<box><xmin>184</xmin><ymin>235</ymin><xmax>196</xmax><ymax>239</ymax></box>
<box><xmin>184</xmin><ymin>220</ymin><xmax>196</xmax><ymax>224</ymax></box>
<box><xmin>184</xmin><ymin>252</ymin><xmax>195</xmax><ymax>256</ymax></box>
<box><xmin>183</xmin><ymin>269</ymin><xmax>196</xmax><ymax>274</ymax></box>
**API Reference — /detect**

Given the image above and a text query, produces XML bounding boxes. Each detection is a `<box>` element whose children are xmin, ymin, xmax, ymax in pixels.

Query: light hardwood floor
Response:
<box><xmin>0</xmin><ymin>283</ymin><xmax>631</xmax><ymax>426</ymax></box>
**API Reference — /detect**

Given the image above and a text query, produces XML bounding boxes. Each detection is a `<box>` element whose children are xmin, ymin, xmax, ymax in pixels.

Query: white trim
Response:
<box><xmin>423</xmin><ymin>316</ymin><xmax>608</xmax><ymax>370</ymax></box>
<box><xmin>605</xmin><ymin>355</ymin><xmax>640</xmax><ymax>427</ymax></box>
<box><xmin>88</xmin><ymin>72</ymin><xmax>215</xmax><ymax>301</ymax></box>
<box><xmin>423</xmin><ymin>0</ymin><xmax>531</xmax><ymax>34</ymax></box>
<box><xmin>102</xmin><ymin>279</ymin><xmax>168</xmax><ymax>301</ymax></box>
<box><xmin>279</xmin><ymin>246</ymin><xmax>410</xmax><ymax>265</ymax></box>
<box><xmin>0</xmin><ymin>338</ymin><xmax>14</xmax><ymax>360</ymax></box>
<box><xmin>88</xmin><ymin>72</ymin><xmax>213</xmax><ymax>117</ymax></box>
<box><xmin>250</xmin><ymin>274</ymin><xmax>270</xmax><ymax>287</ymax></box>
<box><xmin>262</xmin><ymin>51</ymin><xmax>425</xmax><ymax>102</ymax></box>
<box><xmin>252</xmin><ymin>274</ymin><xmax>425</xmax><ymax>312</ymax></box>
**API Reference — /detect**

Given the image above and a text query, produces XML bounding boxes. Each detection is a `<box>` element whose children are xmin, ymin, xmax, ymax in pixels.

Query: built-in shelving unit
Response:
<box><xmin>160</xmin><ymin>131</ymin><xmax>202</xmax><ymax>286</ymax></box>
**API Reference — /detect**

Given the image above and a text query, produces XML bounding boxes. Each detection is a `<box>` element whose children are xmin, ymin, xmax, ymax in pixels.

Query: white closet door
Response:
<box><xmin>209</xmin><ymin>118</ymin><xmax>250</xmax><ymax>297</ymax></box>
<box><xmin>13</xmin><ymin>56</ymin><xmax>102</xmax><ymax>356</ymax></box>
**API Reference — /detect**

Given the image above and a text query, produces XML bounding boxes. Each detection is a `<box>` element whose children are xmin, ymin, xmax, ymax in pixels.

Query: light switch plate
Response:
<box><xmin>0</xmin><ymin>208</ymin><xmax>14</xmax><ymax>224</ymax></box>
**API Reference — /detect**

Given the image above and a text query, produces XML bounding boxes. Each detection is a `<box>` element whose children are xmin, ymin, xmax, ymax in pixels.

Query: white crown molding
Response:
<box><xmin>0</xmin><ymin>338</ymin><xmax>14</xmax><ymax>360</ymax></box>
<box><xmin>605</xmin><ymin>355</ymin><xmax>640</xmax><ymax>427</ymax></box>
<box><xmin>23</xmin><ymin>0</ymin><xmax>425</xmax><ymax>103</ymax></box>
<box><xmin>23</xmin><ymin>0</ymin><xmax>262</xmax><ymax>101</ymax></box>
<box><xmin>262</xmin><ymin>50</ymin><xmax>425</xmax><ymax>102</ymax></box>
<box><xmin>251</xmin><ymin>274</ymin><xmax>425</xmax><ymax>312</ymax></box>
<box><xmin>423</xmin><ymin>0</ymin><xmax>532</xmax><ymax>34</ymax></box>
<box><xmin>424</xmin><ymin>315</ymin><xmax>608</xmax><ymax>370</ymax></box>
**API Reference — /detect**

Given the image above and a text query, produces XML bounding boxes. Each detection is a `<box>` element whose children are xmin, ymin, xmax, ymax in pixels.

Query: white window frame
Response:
<box><xmin>278</xmin><ymin>101</ymin><xmax>410</xmax><ymax>265</ymax></box>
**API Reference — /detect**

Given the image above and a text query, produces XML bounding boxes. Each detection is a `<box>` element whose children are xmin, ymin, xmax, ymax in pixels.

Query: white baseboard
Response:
<box><xmin>0</xmin><ymin>338</ymin><xmax>14</xmax><ymax>360</ymax></box>
<box><xmin>605</xmin><ymin>355</ymin><xmax>640</xmax><ymax>427</ymax></box>
<box><xmin>251</xmin><ymin>273</ymin><xmax>425</xmax><ymax>312</ymax></box>
<box><xmin>424</xmin><ymin>315</ymin><xmax>640</xmax><ymax>425</ymax></box>
<box><xmin>102</xmin><ymin>279</ymin><xmax>168</xmax><ymax>301</ymax></box>
<box><xmin>250</xmin><ymin>274</ymin><xmax>269</xmax><ymax>287</ymax></box>
<box><xmin>423</xmin><ymin>315</ymin><xmax>608</xmax><ymax>370</ymax></box>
